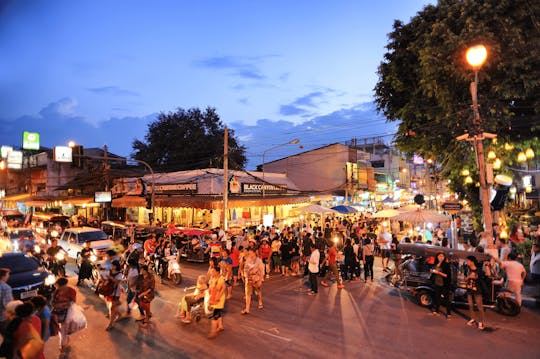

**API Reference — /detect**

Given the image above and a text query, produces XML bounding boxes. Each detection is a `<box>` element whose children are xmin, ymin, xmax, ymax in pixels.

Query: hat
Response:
<box><xmin>5</xmin><ymin>300</ymin><xmax>23</xmax><ymax>314</ymax></box>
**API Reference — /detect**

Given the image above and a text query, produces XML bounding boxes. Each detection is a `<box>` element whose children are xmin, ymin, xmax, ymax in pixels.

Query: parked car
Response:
<box><xmin>5</xmin><ymin>227</ymin><xmax>44</xmax><ymax>251</ymax></box>
<box><xmin>0</xmin><ymin>252</ymin><xmax>56</xmax><ymax>300</ymax></box>
<box><xmin>58</xmin><ymin>227</ymin><xmax>114</xmax><ymax>261</ymax></box>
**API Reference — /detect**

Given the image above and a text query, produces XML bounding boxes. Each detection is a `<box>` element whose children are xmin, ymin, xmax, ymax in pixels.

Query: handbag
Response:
<box><xmin>64</xmin><ymin>303</ymin><xmax>87</xmax><ymax>335</ymax></box>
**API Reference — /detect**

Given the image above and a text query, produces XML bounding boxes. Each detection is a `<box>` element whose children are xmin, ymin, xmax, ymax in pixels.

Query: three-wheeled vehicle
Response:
<box><xmin>167</xmin><ymin>227</ymin><xmax>212</xmax><ymax>263</ymax></box>
<box><xmin>395</xmin><ymin>243</ymin><xmax>521</xmax><ymax>316</ymax></box>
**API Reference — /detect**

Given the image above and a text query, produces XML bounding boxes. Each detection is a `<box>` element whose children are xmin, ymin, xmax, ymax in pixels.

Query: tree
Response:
<box><xmin>132</xmin><ymin>107</ymin><xmax>247</xmax><ymax>172</ymax></box>
<box><xmin>374</xmin><ymin>0</ymin><xmax>540</xmax><ymax>217</ymax></box>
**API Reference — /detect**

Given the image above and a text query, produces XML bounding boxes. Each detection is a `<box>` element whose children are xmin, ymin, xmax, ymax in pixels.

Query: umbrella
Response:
<box><xmin>371</xmin><ymin>209</ymin><xmax>400</xmax><ymax>218</ymax></box>
<box><xmin>391</xmin><ymin>209</ymin><xmax>449</xmax><ymax>224</ymax></box>
<box><xmin>293</xmin><ymin>204</ymin><xmax>337</xmax><ymax>214</ymax></box>
<box><xmin>331</xmin><ymin>205</ymin><xmax>358</xmax><ymax>214</ymax></box>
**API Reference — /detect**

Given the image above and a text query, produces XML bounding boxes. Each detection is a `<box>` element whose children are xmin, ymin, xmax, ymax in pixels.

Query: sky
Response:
<box><xmin>0</xmin><ymin>0</ymin><xmax>431</xmax><ymax>169</ymax></box>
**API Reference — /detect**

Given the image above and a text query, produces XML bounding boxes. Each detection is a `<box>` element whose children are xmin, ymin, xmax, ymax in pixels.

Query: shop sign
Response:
<box><xmin>242</xmin><ymin>183</ymin><xmax>286</xmax><ymax>194</ymax></box>
<box><xmin>152</xmin><ymin>183</ymin><xmax>197</xmax><ymax>194</ymax></box>
<box><xmin>7</xmin><ymin>150</ymin><xmax>23</xmax><ymax>169</ymax></box>
<box><xmin>22</xmin><ymin>131</ymin><xmax>40</xmax><ymax>150</ymax></box>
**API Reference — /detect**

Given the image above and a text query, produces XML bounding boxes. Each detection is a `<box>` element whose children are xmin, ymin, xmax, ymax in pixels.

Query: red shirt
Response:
<box><xmin>259</xmin><ymin>244</ymin><xmax>272</xmax><ymax>259</ymax></box>
<box><xmin>327</xmin><ymin>247</ymin><xmax>337</xmax><ymax>265</ymax></box>
<box><xmin>230</xmin><ymin>247</ymin><xmax>240</xmax><ymax>267</ymax></box>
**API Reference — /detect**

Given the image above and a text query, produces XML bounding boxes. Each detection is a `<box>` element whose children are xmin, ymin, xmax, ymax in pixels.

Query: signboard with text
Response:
<box><xmin>22</xmin><ymin>131</ymin><xmax>40</xmax><ymax>150</ymax></box>
<box><xmin>7</xmin><ymin>150</ymin><xmax>23</xmax><ymax>169</ymax></box>
<box><xmin>95</xmin><ymin>191</ymin><xmax>112</xmax><ymax>203</ymax></box>
<box><xmin>242</xmin><ymin>183</ymin><xmax>286</xmax><ymax>194</ymax></box>
<box><xmin>442</xmin><ymin>202</ymin><xmax>463</xmax><ymax>214</ymax></box>
<box><xmin>1</xmin><ymin>146</ymin><xmax>13</xmax><ymax>158</ymax></box>
<box><xmin>53</xmin><ymin>146</ymin><xmax>73</xmax><ymax>162</ymax></box>
<box><xmin>150</xmin><ymin>183</ymin><xmax>197</xmax><ymax>194</ymax></box>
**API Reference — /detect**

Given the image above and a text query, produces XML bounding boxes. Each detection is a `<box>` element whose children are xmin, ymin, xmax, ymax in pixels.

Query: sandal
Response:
<box><xmin>258</xmin><ymin>304</ymin><xmax>263</xmax><ymax>309</ymax></box>
<box><xmin>241</xmin><ymin>309</ymin><xmax>250</xmax><ymax>315</ymax></box>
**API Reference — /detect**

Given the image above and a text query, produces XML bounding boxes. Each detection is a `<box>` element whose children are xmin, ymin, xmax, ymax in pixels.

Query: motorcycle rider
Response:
<box><xmin>77</xmin><ymin>241</ymin><xmax>96</xmax><ymax>286</ymax></box>
<box><xmin>46</xmin><ymin>239</ymin><xmax>66</xmax><ymax>276</ymax></box>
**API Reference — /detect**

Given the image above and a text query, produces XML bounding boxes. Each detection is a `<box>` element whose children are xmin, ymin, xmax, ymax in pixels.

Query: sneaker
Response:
<box><xmin>478</xmin><ymin>322</ymin><xmax>485</xmax><ymax>331</ymax></box>
<box><xmin>466</xmin><ymin>319</ymin><xmax>476</xmax><ymax>327</ymax></box>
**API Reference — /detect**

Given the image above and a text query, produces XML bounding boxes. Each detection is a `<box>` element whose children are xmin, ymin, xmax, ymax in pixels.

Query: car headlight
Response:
<box><xmin>34</xmin><ymin>245</ymin><xmax>41</xmax><ymax>253</ymax></box>
<box><xmin>172</xmin><ymin>262</ymin><xmax>180</xmax><ymax>270</ymax></box>
<box><xmin>44</xmin><ymin>274</ymin><xmax>56</xmax><ymax>286</ymax></box>
<box><xmin>55</xmin><ymin>252</ymin><xmax>65</xmax><ymax>261</ymax></box>
<box><xmin>51</xmin><ymin>230</ymin><xmax>59</xmax><ymax>238</ymax></box>
<box><xmin>90</xmin><ymin>254</ymin><xmax>97</xmax><ymax>262</ymax></box>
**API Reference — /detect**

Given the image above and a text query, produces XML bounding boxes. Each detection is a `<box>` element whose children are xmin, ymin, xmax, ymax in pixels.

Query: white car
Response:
<box><xmin>58</xmin><ymin>227</ymin><xmax>114</xmax><ymax>261</ymax></box>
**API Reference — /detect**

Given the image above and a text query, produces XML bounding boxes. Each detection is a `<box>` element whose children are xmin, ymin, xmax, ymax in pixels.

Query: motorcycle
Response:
<box><xmin>153</xmin><ymin>254</ymin><xmax>182</xmax><ymax>285</ymax></box>
<box><xmin>46</xmin><ymin>250</ymin><xmax>67</xmax><ymax>277</ymax></box>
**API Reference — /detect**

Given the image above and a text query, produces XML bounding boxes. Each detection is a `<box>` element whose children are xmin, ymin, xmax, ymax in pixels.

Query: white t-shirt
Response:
<box><xmin>308</xmin><ymin>249</ymin><xmax>320</xmax><ymax>273</ymax></box>
<box><xmin>378</xmin><ymin>232</ymin><xmax>392</xmax><ymax>250</ymax></box>
<box><xmin>501</xmin><ymin>260</ymin><xmax>525</xmax><ymax>282</ymax></box>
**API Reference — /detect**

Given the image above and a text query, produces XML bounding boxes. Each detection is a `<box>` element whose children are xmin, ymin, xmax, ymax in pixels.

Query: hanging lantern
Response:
<box><xmin>493</xmin><ymin>158</ymin><xmax>502</xmax><ymax>170</ymax></box>
<box><xmin>461</xmin><ymin>169</ymin><xmax>470</xmax><ymax>176</ymax></box>
<box><xmin>487</xmin><ymin>149</ymin><xmax>496</xmax><ymax>160</ymax></box>
<box><xmin>504</xmin><ymin>143</ymin><xmax>514</xmax><ymax>151</ymax></box>
<box><xmin>464</xmin><ymin>176</ymin><xmax>473</xmax><ymax>184</ymax></box>
<box><xmin>517</xmin><ymin>151</ymin><xmax>527</xmax><ymax>163</ymax></box>
<box><xmin>525</xmin><ymin>147</ymin><xmax>535</xmax><ymax>159</ymax></box>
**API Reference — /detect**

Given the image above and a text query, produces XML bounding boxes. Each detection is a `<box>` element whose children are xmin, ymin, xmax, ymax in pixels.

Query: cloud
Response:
<box><xmin>0</xmin><ymin>98</ymin><xmax>154</xmax><ymax>157</ymax></box>
<box><xmin>279</xmin><ymin>90</ymin><xmax>331</xmax><ymax>116</ymax></box>
<box><xmin>194</xmin><ymin>55</ymin><xmax>269</xmax><ymax>80</ymax></box>
<box><xmin>231</xmin><ymin>101</ymin><xmax>397</xmax><ymax>169</ymax></box>
<box><xmin>87</xmin><ymin>86</ymin><xmax>140</xmax><ymax>97</ymax></box>
<box><xmin>38</xmin><ymin>97</ymin><xmax>78</xmax><ymax>118</ymax></box>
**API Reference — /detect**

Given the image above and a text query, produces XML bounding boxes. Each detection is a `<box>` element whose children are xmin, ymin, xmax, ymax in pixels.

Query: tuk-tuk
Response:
<box><xmin>31</xmin><ymin>213</ymin><xmax>71</xmax><ymax>242</ymax></box>
<box><xmin>166</xmin><ymin>227</ymin><xmax>212</xmax><ymax>263</ymax></box>
<box><xmin>394</xmin><ymin>243</ymin><xmax>520</xmax><ymax>316</ymax></box>
<box><xmin>101</xmin><ymin>221</ymin><xmax>129</xmax><ymax>241</ymax></box>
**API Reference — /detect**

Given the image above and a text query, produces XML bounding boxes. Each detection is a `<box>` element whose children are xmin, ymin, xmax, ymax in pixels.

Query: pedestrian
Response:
<box><xmin>51</xmin><ymin>277</ymin><xmax>77</xmax><ymax>351</ymax></box>
<box><xmin>377</xmin><ymin>227</ymin><xmax>392</xmax><ymax>271</ymax></box>
<box><xmin>363</xmin><ymin>237</ymin><xmax>375</xmax><ymax>282</ymax></box>
<box><xmin>307</xmin><ymin>243</ymin><xmax>320</xmax><ymax>295</ymax></box>
<box><xmin>124</xmin><ymin>259</ymin><xmax>142</xmax><ymax>319</ymax></box>
<box><xmin>105</xmin><ymin>260</ymin><xmax>124</xmax><ymax>331</ymax></box>
<box><xmin>321</xmin><ymin>240</ymin><xmax>344</xmax><ymax>289</ymax></box>
<box><xmin>0</xmin><ymin>268</ymin><xmax>13</xmax><ymax>335</ymax></box>
<box><xmin>429</xmin><ymin>252</ymin><xmax>452</xmax><ymax>318</ymax></box>
<box><xmin>30</xmin><ymin>295</ymin><xmax>51</xmax><ymax>342</ymax></box>
<box><xmin>464</xmin><ymin>256</ymin><xmax>486</xmax><ymax>330</ymax></box>
<box><xmin>241</xmin><ymin>247</ymin><xmax>265</xmax><ymax>314</ymax></box>
<box><xmin>136</xmin><ymin>264</ymin><xmax>155</xmax><ymax>328</ymax></box>
<box><xmin>207</xmin><ymin>266</ymin><xmax>225</xmax><ymax>339</ymax></box>
<box><xmin>0</xmin><ymin>300</ymin><xmax>44</xmax><ymax>359</ymax></box>
<box><xmin>219</xmin><ymin>249</ymin><xmax>233</xmax><ymax>299</ymax></box>
<box><xmin>258</xmin><ymin>238</ymin><xmax>272</xmax><ymax>279</ymax></box>
<box><xmin>342</xmin><ymin>238</ymin><xmax>356</xmax><ymax>281</ymax></box>
<box><xmin>280</xmin><ymin>237</ymin><xmax>292</xmax><ymax>276</ymax></box>
<box><xmin>270</xmin><ymin>236</ymin><xmax>282</xmax><ymax>274</ymax></box>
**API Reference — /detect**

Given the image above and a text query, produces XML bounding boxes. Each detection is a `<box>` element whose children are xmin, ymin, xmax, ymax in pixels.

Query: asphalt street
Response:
<box><xmin>44</xmin><ymin>259</ymin><xmax>540</xmax><ymax>359</ymax></box>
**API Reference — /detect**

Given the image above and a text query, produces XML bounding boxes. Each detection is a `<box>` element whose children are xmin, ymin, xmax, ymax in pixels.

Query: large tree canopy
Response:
<box><xmin>132</xmin><ymin>107</ymin><xmax>247</xmax><ymax>172</ymax></box>
<box><xmin>374</xmin><ymin>0</ymin><xmax>540</xmax><ymax>212</ymax></box>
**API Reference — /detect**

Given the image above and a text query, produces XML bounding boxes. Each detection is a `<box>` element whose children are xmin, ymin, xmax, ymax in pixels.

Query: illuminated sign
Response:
<box><xmin>95</xmin><ymin>191</ymin><xmax>112</xmax><ymax>203</ymax></box>
<box><xmin>241</xmin><ymin>183</ymin><xmax>286</xmax><ymax>194</ymax></box>
<box><xmin>151</xmin><ymin>183</ymin><xmax>197</xmax><ymax>194</ymax></box>
<box><xmin>54</xmin><ymin>146</ymin><xmax>73</xmax><ymax>162</ymax></box>
<box><xmin>22</xmin><ymin>131</ymin><xmax>40</xmax><ymax>150</ymax></box>
<box><xmin>7</xmin><ymin>150</ymin><xmax>23</xmax><ymax>169</ymax></box>
<box><xmin>1</xmin><ymin>146</ymin><xmax>13</xmax><ymax>158</ymax></box>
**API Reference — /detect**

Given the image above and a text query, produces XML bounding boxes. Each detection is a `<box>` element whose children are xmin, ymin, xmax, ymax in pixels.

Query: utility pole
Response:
<box><xmin>223</xmin><ymin>128</ymin><xmax>229</xmax><ymax>231</ymax></box>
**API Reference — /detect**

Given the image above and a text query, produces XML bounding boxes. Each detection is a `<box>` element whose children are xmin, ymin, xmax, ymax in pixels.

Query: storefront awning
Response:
<box><xmin>62</xmin><ymin>197</ymin><xmax>95</xmax><ymax>206</ymax></box>
<box><xmin>1</xmin><ymin>193</ymin><xmax>31</xmax><ymax>202</ymax></box>
<box><xmin>155</xmin><ymin>195</ymin><xmax>311</xmax><ymax>210</ymax></box>
<box><xmin>112</xmin><ymin>196</ymin><xmax>147</xmax><ymax>208</ymax></box>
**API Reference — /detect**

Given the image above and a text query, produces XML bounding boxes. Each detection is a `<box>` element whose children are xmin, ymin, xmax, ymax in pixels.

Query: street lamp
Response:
<box><xmin>461</xmin><ymin>44</ymin><xmax>494</xmax><ymax>245</ymax></box>
<box><xmin>261</xmin><ymin>138</ymin><xmax>299</xmax><ymax>197</ymax></box>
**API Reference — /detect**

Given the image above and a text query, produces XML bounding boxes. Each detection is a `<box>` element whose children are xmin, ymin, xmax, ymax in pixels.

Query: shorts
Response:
<box><xmin>225</xmin><ymin>279</ymin><xmax>232</xmax><ymax>287</ymax></box>
<box><xmin>232</xmin><ymin>266</ymin><xmax>239</xmax><ymax>276</ymax></box>
<box><xmin>245</xmin><ymin>283</ymin><xmax>261</xmax><ymax>297</ymax></box>
<box><xmin>210</xmin><ymin>308</ymin><xmax>223</xmax><ymax>320</ymax></box>
<box><xmin>382</xmin><ymin>249</ymin><xmax>391</xmax><ymax>258</ymax></box>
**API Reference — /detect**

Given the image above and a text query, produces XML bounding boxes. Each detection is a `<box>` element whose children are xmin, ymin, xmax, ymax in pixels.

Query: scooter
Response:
<box><xmin>47</xmin><ymin>250</ymin><xmax>67</xmax><ymax>277</ymax></box>
<box><xmin>158</xmin><ymin>254</ymin><xmax>182</xmax><ymax>285</ymax></box>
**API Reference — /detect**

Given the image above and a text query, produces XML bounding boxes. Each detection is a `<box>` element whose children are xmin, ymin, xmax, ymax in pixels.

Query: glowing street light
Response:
<box><xmin>466</xmin><ymin>45</ymin><xmax>488</xmax><ymax>69</ymax></box>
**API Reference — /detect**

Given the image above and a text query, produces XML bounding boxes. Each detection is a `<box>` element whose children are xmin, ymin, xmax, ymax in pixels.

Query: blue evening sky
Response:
<box><xmin>0</xmin><ymin>0</ymin><xmax>431</xmax><ymax>169</ymax></box>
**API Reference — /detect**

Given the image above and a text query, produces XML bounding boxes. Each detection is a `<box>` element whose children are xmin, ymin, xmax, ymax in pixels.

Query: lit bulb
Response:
<box><xmin>517</xmin><ymin>151</ymin><xmax>527</xmax><ymax>163</ymax></box>
<box><xmin>493</xmin><ymin>158</ymin><xmax>501</xmax><ymax>170</ymax></box>
<box><xmin>525</xmin><ymin>148</ymin><xmax>535</xmax><ymax>159</ymax></box>
<box><xmin>464</xmin><ymin>176</ymin><xmax>473</xmax><ymax>184</ymax></box>
<box><xmin>466</xmin><ymin>45</ymin><xmax>488</xmax><ymax>68</ymax></box>
<box><xmin>487</xmin><ymin>150</ymin><xmax>496</xmax><ymax>160</ymax></box>
<box><xmin>504</xmin><ymin>143</ymin><xmax>514</xmax><ymax>151</ymax></box>
<box><xmin>461</xmin><ymin>169</ymin><xmax>470</xmax><ymax>176</ymax></box>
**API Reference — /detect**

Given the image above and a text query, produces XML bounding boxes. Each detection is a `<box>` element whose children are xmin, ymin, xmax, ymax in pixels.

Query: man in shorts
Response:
<box><xmin>377</xmin><ymin>227</ymin><xmax>392</xmax><ymax>271</ymax></box>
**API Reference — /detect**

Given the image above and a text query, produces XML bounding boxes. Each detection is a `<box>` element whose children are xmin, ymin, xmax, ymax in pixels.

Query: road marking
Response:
<box><xmin>242</xmin><ymin>323</ymin><xmax>292</xmax><ymax>342</ymax></box>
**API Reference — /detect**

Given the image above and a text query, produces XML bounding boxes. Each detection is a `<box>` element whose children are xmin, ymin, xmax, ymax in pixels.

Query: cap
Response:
<box><xmin>5</xmin><ymin>300</ymin><xmax>23</xmax><ymax>314</ymax></box>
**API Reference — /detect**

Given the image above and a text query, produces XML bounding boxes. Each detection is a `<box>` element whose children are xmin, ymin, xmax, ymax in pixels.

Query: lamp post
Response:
<box><xmin>261</xmin><ymin>138</ymin><xmax>299</xmax><ymax>197</ymax></box>
<box><xmin>461</xmin><ymin>44</ymin><xmax>495</xmax><ymax>246</ymax></box>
